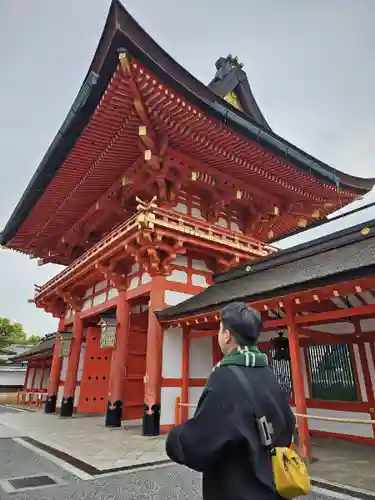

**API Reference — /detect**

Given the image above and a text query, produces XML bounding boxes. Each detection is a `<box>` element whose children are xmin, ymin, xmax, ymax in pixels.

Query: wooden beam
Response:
<box><xmin>263</xmin><ymin>303</ymin><xmax>375</xmax><ymax>330</ymax></box>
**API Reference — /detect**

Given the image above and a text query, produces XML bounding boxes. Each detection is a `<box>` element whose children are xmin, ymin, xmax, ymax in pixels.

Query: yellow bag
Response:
<box><xmin>271</xmin><ymin>447</ymin><xmax>311</xmax><ymax>499</ymax></box>
<box><xmin>228</xmin><ymin>367</ymin><xmax>311</xmax><ymax>499</ymax></box>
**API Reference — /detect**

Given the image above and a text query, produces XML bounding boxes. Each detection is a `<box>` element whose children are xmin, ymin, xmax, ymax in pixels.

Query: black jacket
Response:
<box><xmin>166</xmin><ymin>365</ymin><xmax>296</xmax><ymax>500</ymax></box>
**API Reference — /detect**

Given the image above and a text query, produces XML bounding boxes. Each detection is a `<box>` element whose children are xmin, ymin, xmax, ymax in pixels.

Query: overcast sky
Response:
<box><xmin>0</xmin><ymin>0</ymin><xmax>374</xmax><ymax>335</ymax></box>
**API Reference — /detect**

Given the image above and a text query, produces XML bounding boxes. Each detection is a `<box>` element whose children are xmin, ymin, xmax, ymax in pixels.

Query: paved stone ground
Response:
<box><xmin>0</xmin><ymin>405</ymin><xmax>373</xmax><ymax>498</ymax></box>
<box><xmin>0</xmin><ymin>438</ymin><xmax>356</xmax><ymax>500</ymax></box>
<box><xmin>309</xmin><ymin>437</ymin><xmax>375</xmax><ymax>493</ymax></box>
<box><xmin>0</xmin><ymin>407</ymin><xmax>167</xmax><ymax>470</ymax></box>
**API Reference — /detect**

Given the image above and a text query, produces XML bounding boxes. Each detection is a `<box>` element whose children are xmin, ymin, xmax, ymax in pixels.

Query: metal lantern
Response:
<box><xmin>272</xmin><ymin>331</ymin><xmax>290</xmax><ymax>361</ymax></box>
<box><xmin>98</xmin><ymin>312</ymin><xmax>117</xmax><ymax>348</ymax></box>
<box><xmin>59</xmin><ymin>331</ymin><xmax>73</xmax><ymax>357</ymax></box>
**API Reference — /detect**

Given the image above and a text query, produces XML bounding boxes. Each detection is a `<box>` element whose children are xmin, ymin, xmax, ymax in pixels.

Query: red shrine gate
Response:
<box><xmin>1</xmin><ymin>0</ymin><xmax>374</xmax><ymax>442</ymax></box>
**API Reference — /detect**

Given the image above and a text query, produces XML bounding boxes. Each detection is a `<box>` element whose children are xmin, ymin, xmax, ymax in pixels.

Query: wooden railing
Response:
<box><xmin>174</xmin><ymin>397</ymin><xmax>375</xmax><ymax>426</ymax></box>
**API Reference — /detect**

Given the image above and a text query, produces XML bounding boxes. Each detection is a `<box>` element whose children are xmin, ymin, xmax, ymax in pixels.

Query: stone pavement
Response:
<box><xmin>309</xmin><ymin>437</ymin><xmax>375</xmax><ymax>493</ymax></box>
<box><xmin>0</xmin><ymin>444</ymin><xmax>344</xmax><ymax>500</ymax></box>
<box><xmin>0</xmin><ymin>407</ymin><xmax>167</xmax><ymax>471</ymax></box>
<box><xmin>0</xmin><ymin>405</ymin><xmax>374</xmax><ymax>499</ymax></box>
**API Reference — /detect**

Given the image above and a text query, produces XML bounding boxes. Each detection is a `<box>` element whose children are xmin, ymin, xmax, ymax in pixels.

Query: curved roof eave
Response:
<box><xmin>1</xmin><ymin>0</ymin><xmax>374</xmax><ymax>246</ymax></box>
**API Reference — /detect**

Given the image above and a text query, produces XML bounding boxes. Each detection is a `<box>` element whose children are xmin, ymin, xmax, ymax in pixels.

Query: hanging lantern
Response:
<box><xmin>272</xmin><ymin>331</ymin><xmax>290</xmax><ymax>361</ymax></box>
<box><xmin>98</xmin><ymin>312</ymin><xmax>117</xmax><ymax>348</ymax></box>
<box><xmin>59</xmin><ymin>331</ymin><xmax>73</xmax><ymax>357</ymax></box>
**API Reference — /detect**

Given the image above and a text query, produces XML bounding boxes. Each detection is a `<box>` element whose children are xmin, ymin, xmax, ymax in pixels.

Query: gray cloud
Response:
<box><xmin>0</xmin><ymin>0</ymin><xmax>374</xmax><ymax>334</ymax></box>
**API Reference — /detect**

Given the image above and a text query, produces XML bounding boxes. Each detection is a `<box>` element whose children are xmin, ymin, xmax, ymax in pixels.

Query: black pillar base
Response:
<box><xmin>105</xmin><ymin>400</ymin><xmax>123</xmax><ymax>427</ymax></box>
<box><xmin>142</xmin><ymin>404</ymin><xmax>161</xmax><ymax>436</ymax></box>
<box><xmin>60</xmin><ymin>396</ymin><xmax>74</xmax><ymax>417</ymax></box>
<box><xmin>44</xmin><ymin>394</ymin><xmax>57</xmax><ymax>414</ymax></box>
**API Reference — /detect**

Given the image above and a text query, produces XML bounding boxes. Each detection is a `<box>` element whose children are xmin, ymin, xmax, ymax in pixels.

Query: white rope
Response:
<box><xmin>176</xmin><ymin>403</ymin><xmax>375</xmax><ymax>424</ymax></box>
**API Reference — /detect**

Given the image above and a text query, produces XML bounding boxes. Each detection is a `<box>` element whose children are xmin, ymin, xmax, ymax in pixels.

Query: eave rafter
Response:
<box><xmin>140</xmin><ymin>75</ymin><xmax>328</xmax><ymax>205</ymax></box>
<box><xmin>162</xmin><ymin>276</ymin><xmax>375</xmax><ymax>329</ymax></box>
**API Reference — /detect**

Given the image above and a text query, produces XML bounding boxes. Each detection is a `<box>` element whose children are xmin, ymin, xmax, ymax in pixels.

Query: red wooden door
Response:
<box><xmin>79</xmin><ymin>327</ymin><xmax>111</xmax><ymax>413</ymax></box>
<box><xmin>123</xmin><ymin>313</ymin><xmax>148</xmax><ymax>420</ymax></box>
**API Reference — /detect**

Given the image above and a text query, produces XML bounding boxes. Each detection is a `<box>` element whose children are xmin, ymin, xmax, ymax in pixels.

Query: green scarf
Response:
<box><xmin>213</xmin><ymin>345</ymin><xmax>268</xmax><ymax>371</ymax></box>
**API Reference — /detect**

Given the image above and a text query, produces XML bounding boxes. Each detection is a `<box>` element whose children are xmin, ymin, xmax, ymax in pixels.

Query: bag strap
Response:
<box><xmin>229</xmin><ymin>365</ymin><xmax>274</xmax><ymax>448</ymax></box>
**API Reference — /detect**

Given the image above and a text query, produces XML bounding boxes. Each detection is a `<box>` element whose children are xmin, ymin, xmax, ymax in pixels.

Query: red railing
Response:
<box><xmin>34</xmin><ymin>205</ymin><xmax>277</xmax><ymax>301</ymax></box>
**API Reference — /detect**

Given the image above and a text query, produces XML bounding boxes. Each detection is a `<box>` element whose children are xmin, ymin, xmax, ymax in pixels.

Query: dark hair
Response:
<box><xmin>220</xmin><ymin>302</ymin><xmax>261</xmax><ymax>346</ymax></box>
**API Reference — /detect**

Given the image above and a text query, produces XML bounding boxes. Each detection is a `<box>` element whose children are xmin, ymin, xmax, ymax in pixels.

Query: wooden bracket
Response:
<box><xmin>95</xmin><ymin>262</ymin><xmax>128</xmax><ymax>291</ymax></box>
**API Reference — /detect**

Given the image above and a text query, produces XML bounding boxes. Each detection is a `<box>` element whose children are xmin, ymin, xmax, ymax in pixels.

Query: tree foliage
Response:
<box><xmin>0</xmin><ymin>317</ymin><xmax>41</xmax><ymax>350</ymax></box>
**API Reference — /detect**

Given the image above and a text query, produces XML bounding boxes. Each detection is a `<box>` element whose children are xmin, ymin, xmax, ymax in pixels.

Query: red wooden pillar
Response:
<box><xmin>143</xmin><ymin>275</ymin><xmax>165</xmax><ymax>436</ymax></box>
<box><xmin>60</xmin><ymin>313</ymin><xmax>84</xmax><ymax>417</ymax></box>
<box><xmin>285</xmin><ymin>303</ymin><xmax>311</xmax><ymax>459</ymax></box>
<box><xmin>181</xmin><ymin>328</ymin><xmax>190</xmax><ymax>422</ymax></box>
<box><xmin>45</xmin><ymin>318</ymin><xmax>64</xmax><ymax>414</ymax></box>
<box><xmin>30</xmin><ymin>363</ymin><xmax>37</xmax><ymax>390</ymax></box>
<box><xmin>24</xmin><ymin>365</ymin><xmax>30</xmax><ymax>391</ymax></box>
<box><xmin>39</xmin><ymin>358</ymin><xmax>46</xmax><ymax>390</ymax></box>
<box><xmin>354</xmin><ymin>321</ymin><xmax>375</xmax><ymax>435</ymax></box>
<box><xmin>105</xmin><ymin>291</ymin><xmax>130</xmax><ymax>427</ymax></box>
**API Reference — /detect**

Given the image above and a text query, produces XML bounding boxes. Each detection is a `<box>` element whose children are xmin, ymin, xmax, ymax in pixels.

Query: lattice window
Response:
<box><xmin>267</xmin><ymin>348</ymin><xmax>293</xmax><ymax>399</ymax></box>
<box><xmin>306</xmin><ymin>344</ymin><xmax>358</xmax><ymax>401</ymax></box>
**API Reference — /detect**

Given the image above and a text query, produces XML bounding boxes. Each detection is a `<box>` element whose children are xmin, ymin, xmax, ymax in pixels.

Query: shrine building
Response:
<box><xmin>1</xmin><ymin>0</ymin><xmax>374</xmax><ymax>441</ymax></box>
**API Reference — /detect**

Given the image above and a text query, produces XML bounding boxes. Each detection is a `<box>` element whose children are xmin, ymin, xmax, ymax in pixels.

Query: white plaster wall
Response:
<box><xmin>108</xmin><ymin>287</ymin><xmax>119</xmax><ymax>299</ymax></box>
<box><xmin>352</xmin><ymin>344</ymin><xmax>368</xmax><ymax>402</ymax></box>
<box><xmin>172</xmin><ymin>255</ymin><xmax>188</xmax><ymax>267</ymax></box>
<box><xmin>0</xmin><ymin>369</ymin><xmax>26</xmax><ymax>387</ymax></box>
<box><xmin>291</xmin><ymin>407</ymin><xmax>374</xmax><ymax>438</ymax></box>
<box><xmin>365</xmin><ymin>343</ymin><xmax>375</xmax><ymax>399</ymax></box>
<box><xmin>191</xmin><ymin>259</ymin><xmax>210</xmax><ymax>272</ymax></box>
<box><xmin>82</xmin><ymin>298</ymin><xmax>91</xmax><ymax>311</ymax></box>
<box><xmin>191</xmin><ymin>274</ymin><xmax>209</xmax><ymax>288</ymax></box>
<box><xmin>34</xmin><ymin>368</ymin><xmax>42</xmax><ymax>389</ymax></box>
<box><xmin>191</xmin><ymin>206</ymin><xmax>205</xmax><ymax>220</ymax></box>
<box><xmin>188</xmin><ymin>386</ymin><xmax>204</xmax><ymax>418</ymax></box>
<box><xmin>172</xmin><ymin>202</ymin><xmax>188</xmax><ymax>214</ymax></box>
<box><xmin>74</xmin><ymin>386</ymin><xmax>81</xmax><ymax>407</ymax></box>
<box><xmin>189</xmin><ymin>336</ymin><xmax>212</xmax><ymax>379</ymax></box>
<box><xmin>92</xmin><ymin>292</ymin><xmax>106</xmax><ymax>306</ymax></box>
<box><xmin>56</xmin><ymin>386</ymin><xmax>64</xmax><ymax>408</ymax></box>
<box><xmin>43</xmin><ymin>368</ymin><xmax>50</xmax><ymax>389</ymax></box>
<box><xmin>95</xmin><ymin>280</ymin><xmax>107</xmax><ymax>292</ymax></box>
<box><xmin>161</xmin><ymin>386</ymin><xmax>181</xmax><ymax>425</ymax></box>
<box><xmin>164</xmin><ymin>290</ymin><xmax>193</xmax><ymax>306</ymax></box>
<box><xmin>166</xmin><ymin>270</ymin><xmax>188</xmax><ymax>283</ymax></box>
<box><xmin>162</xmin><ymin>327</ymin><xmax>183</xmax><ymax>378</ymax></box>
<box><xmin>141</xmin><ymin>272</ymin><xmax>152</xmax><ymax>284</ymax></box>
<box><xmin>60</xmin><ymin>358</ymin><xmax>68</xmax><ymax>381</ymax></box>
<box><xmin>128</xmin><ymin>276</ymin><xmax>139</xmax><ymax>290</ymax></box>
<box><xmin>25</xmin><ymin>369</ymin><xmax>32</xmax><ymax>389</ymax></box>
<box><xmin>300</xmin><ymin>348</ymin><xmax>310</xmax><ymax>398</ymax></box>
<box><xmin>77</xmin><ymin>344</ymin><xmax>86</xmax><ymax>382</ymax></box>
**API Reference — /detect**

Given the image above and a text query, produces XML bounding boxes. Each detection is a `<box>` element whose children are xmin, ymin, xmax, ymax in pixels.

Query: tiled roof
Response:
<box><xmin>158</xmin><ymin>222</ymin><xmax>375</xmax><ymax>320</ymax></box>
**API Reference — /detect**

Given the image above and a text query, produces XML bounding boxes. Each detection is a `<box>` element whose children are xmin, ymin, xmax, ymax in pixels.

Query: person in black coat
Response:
<box><xmin>166</xmin><ymin>302</ymin><xmax>296</xmax><ymax>500</ymax></box>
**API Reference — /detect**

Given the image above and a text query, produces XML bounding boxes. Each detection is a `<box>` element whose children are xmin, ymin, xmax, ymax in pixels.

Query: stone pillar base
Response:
<box><xmin>105</xmin><ymin>400</ymin><xmax>123</xmax><ymax>427</ymax></box>
<box><xmin>44</xmin><ymin>394</ymin><xmax>57</xmax><ymax>414</ymax></box>
<box><xmin>60</xmin><ymin>396</ymin><xmax>74</xmax><ymax>417</ymax></box>
<box><xmin>142</xmin><ymin>404</ymin><xmax>161</xmax><ymax>436</ymax></box>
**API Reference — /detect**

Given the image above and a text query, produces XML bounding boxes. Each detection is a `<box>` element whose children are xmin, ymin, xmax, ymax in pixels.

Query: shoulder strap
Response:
<box><xmin>229</xmin><ymin>365</ymin><xmax>274</xmax><ymax>448</ymax></box>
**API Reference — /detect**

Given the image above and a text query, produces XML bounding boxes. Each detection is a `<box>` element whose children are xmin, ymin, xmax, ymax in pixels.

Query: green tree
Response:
<box><xmin>0</xmin><ymin>318</ymin><xmax>41</xmax><ymax>349</ymax></box>
<box><xmin>26</xmin><ymin>335</ymin><xmax>42</xmax><ymax>345</ymax></box>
